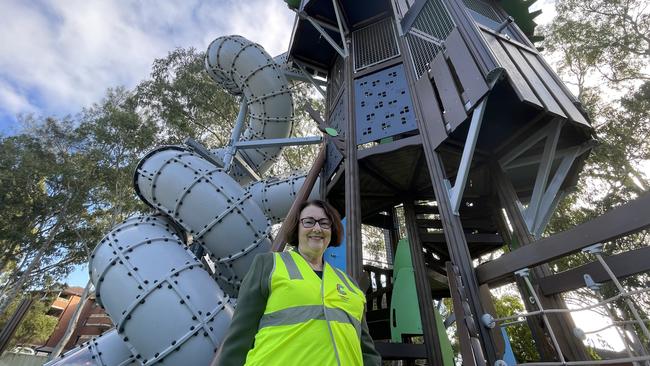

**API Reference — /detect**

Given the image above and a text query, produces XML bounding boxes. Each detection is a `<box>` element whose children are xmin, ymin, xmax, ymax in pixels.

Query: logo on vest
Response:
<box><xmin>336</xmin><ymin>284</ymin><xmax>349</xmax><ymax>302</ymax></box>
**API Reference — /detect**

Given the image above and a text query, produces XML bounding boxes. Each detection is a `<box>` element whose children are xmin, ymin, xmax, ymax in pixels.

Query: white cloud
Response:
<box><xmin>0</xmin><ymin>0</ymin><xmax>295</xmax><ymax>121</ymax></box>
<box><xmin>0</xmin><ymin>80</ymin><xmax>37</xmax><ymax>117</ymax></box>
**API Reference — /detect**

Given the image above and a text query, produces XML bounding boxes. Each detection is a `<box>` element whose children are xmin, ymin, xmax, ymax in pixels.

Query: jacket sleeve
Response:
<box><xmin>214</xmin><ymin>253</ymin><xmax>273</xmax><ymax>366</ymax></box>
<box><xmin>360</xmin><ymin>309</ymin><xmax>382</xmax><ymax>366</ymax></box>
<box><xmin>346</xmin><ymin>272</ymin><xmax>382</xmax><ymax>366</ymax></box>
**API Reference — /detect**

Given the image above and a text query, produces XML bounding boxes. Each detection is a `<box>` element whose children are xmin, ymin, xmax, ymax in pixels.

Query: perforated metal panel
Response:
<box><xmin>462</xmin><ymin>0</ymin><xmax>503</xmax><ymax>23</ymax></box>
<box><xmin>353</xmin><ymin>18</ymin><xmax>400</xmax><ymax>71</ymax></box>
<box><xmin>407</xmin><ymin>0</ymin><xmax>455</xmax><ymax>78</ymax></box>
<box><xmin>324</xmin><ymin>92</ymin><xmax>346</xmax><ymax>179</ymax></box>
<box><xmin>354</xmin><ymin>64</ymin><xmax>417</xmax><ymax>144</ymax></box>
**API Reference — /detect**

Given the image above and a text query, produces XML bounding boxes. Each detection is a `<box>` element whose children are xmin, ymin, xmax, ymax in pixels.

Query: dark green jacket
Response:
<box><xmin>214</xmin><ymin>252</ymin><xmax>382</xmax><ymax>366</ymax></box>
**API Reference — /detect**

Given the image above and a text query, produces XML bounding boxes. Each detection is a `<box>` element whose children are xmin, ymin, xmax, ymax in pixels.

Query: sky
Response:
<box><xmin>1</xmin><ymin>0</ymin><xmax>630</xmax><ymax>355</ymax></box>
<box><xmin>0</xmin><ymin>0</ymin><xmax>295</xmax><ymax>135</ymax></box>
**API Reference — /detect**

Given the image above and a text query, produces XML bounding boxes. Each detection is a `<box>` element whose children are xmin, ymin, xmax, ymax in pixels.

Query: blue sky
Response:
<box><xmin>0</xmin><ymin>0</ymin><xmax>296</xmax><ymax>135</ymax></box>
<box><xmin>0</xmin><ymin>0</ymin><xmax>296</xmax><ymax>287</ymax></box>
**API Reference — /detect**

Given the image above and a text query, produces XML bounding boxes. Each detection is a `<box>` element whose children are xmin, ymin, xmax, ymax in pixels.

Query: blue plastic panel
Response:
<box><xmin>354</xmin><ymin>64</ymin><xmax>418</xmax><ymax>144</ymax></box>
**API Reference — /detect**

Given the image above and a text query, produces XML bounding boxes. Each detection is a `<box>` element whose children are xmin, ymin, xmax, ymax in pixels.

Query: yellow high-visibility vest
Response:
<box><xmin>244</xmin><ymin>250</ymin><xmax>366</xmax><ymax>366</ymax></box>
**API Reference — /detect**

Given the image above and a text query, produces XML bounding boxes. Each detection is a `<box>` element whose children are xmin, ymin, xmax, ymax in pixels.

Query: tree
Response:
<box><xmin>538</xmin><ymin>0</ymin><xmax>650</xmax><ymax>352</ymax></box>
<box><xmin>0</xmin><ymin>296</ymin><xmax>58</xmax><ymax>349</ymax></box>
<box><xmin>492</xmin><ymin>294</ymin><xmax>539</xmax><ymax>362</ymax></box>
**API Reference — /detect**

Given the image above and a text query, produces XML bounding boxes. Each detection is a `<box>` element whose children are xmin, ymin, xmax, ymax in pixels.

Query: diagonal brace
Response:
<box><xmin>293</xmin><ymin>61</ymin><xmax>327</xmax><ymax>98</ymax></box>
<box><xmin>295</xmin><ymin>9</ymin><xmax>348</xmax><ymax>58</ymax></box>
<box><xmin>523</xmin><ymin>119</ymin><xmax>564</xmax><ymax>230</ymax></box>
<box><xmin>444</xmin><ymin>96</ymin><xmax>488</xmax><ymax>215</ymax></box>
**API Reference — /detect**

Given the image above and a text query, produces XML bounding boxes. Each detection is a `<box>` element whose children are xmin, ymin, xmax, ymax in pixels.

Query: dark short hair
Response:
<box><xmin>286</xmin><ymin>200</ymin><xmax>344</xmax><ymax>248</ymax></box>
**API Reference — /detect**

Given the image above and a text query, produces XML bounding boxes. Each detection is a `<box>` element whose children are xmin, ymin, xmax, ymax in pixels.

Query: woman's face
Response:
<box><xmin>297</xmin><ymin>204</ymin><xmax>332</xmax><ymax>257</ymax></box>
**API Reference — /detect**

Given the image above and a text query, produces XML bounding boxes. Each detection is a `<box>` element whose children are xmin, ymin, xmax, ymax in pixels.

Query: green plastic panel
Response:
<box><xmin>390</xmin><ymin>239</ymin><xmax>454</xmax><ymax>365</ymax></box>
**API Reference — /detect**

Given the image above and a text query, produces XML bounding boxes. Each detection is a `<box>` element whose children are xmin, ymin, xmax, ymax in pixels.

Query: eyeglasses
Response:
<box><xmin>300</xmin><ymin>217</ymin><xmax>332</xmax><ymax>229</ymax></box>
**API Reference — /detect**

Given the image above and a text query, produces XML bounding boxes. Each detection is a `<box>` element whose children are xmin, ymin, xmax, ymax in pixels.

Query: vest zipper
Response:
<box><xmin>322</xmin><ymin>264</ymin><xmax>342</xmax><ymax>366</ymax></box>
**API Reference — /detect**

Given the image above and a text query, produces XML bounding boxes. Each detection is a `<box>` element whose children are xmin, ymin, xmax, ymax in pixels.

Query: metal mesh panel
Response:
<box><xmin>406</xmin><ymin>33</ymin><xmax>443</xmax><ymax>78</ymax></box>
<box><xmin>353</xmin><ymin>18</ymin><xmax>400</xmax><ymax>71</ymax></box>
<box><xmin>407</xmin><ymin>0</ymin><xmax>454</xmax><ymax>78</ymax></box>
<box><xmin>412</xmin><ymin>0</ymin><xmax>455</xmax><ymax>41</ymax></box>
<box><xmin>462</xmin><ymin>0</ymin><xmax>503</xmax><ymax>22</ymax></box>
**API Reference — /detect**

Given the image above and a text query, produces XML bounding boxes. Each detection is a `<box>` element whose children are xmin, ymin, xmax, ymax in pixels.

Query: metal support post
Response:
<box><xmin>491</xmin><ymin>162</ymin><xmax>590</xmax><ymax>361</ymax></box>
<box><xmin>389</xmin><ymin>0</ymin><xmax>405</xmax><ymax>36</ymax></box>
<box><xmin>517</xmin><ymin>269</ymin><xmax>566</xmax><ymax>364</ymax></box>
<box><xmin>343</xmin><ymin>38</ymin><xmax>363</xmax><ymax>282</ymax></box>
<box><xmin>404</xmin><ymin>201</ymin><xmax>446</xmax><ymax>366</ymax></box>
<box><xmin>223</xmin><ymin>99</ymin><xmax>248</xmax><ymax>172</ymax></box>
<box><xmin>396</xmin><ymin>28</ymin><xmax>498</xmax><ymax>363</ymax></box>
<box><xmin>444</xmin><ymin>96</ymin><xmax>488</xmax><ymax>215</ymax></box>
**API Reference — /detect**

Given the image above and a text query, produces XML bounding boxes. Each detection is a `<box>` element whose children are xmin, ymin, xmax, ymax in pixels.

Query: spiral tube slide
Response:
<box><xmin>55</xmin><ymin>35</ymin><xmax>319</xmax><ymax>365</ymax></box>
<box><xmin>44</xmin><ymin>329</ymin><xmax>137</xmax><ymax>366</ymax></box>
<box><xmin>134</xmin><ymin>145</ymin><xmax>273</xmax><ymax>296</ymax></box>
<box><xmin>88</xmin><ymin>215</ymin><xmax>233</xmax><ymax>365</ymax></box>
<box><xmin>206</xmin><ymin>35</ymin><xmax>294</xmax><ymax>184</ymax></box>
<box><xmin>247</xmin><ymin>174</ymin><xmax>320</xmax><ymax>224</ymax></box>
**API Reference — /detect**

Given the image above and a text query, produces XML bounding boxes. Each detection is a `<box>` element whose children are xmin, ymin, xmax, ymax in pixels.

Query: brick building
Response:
<box><xmin>38</xmin><ymin>287</ymin><xmax>113</xmax><ymax>353</ymax></box>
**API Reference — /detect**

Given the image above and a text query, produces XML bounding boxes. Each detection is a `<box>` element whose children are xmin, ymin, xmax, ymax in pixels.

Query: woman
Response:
<box><xmin>215</xmin><ymin>199</ymin><xmax>381</xmax><ymax>365</ymax></box>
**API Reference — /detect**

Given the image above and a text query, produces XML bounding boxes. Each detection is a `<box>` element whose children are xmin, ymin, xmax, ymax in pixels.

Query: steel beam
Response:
<box><xmin>505</xmin><ymin>141</ymin><xmax>595</xmax><ymax>170</ymax></box>
<box><xmin>343</xmin><ymin>38</ymin><xmax>363</xmax><ymax>282</ymax></box>
<box><xmin>409</xmin><ymin>27</ymin><xmax>444</xmax><ymax>47</ymax></box>
<box><xmin>477</xmin><ymin>192</ymin><xmax>650</xmax><ymax>284</ymax></box>
<box><xmin>331</xmin><ymin>0</ymin><xmax>349</xmax><ymax>53</ymax></box>
<box><xmin>293</xmin><ymin>61</ymin><xmax>327</xmax><ymax>98</ymax></box>
<box><xmin>297</xmin><ymin>10</ymin><xmax>347</xmax><ymax>58</ymax></box>
<box><xmin>223</xmin><ymin>99</ymin><xmax>248</xmax><ymax>171</ymax></box>
<box><xmin>498</xmin><ymin>120</ymin><xmax>556</xmax><ymax>167</ymax></box>
<box><xmin>532</xmin><ymin>190</ymin><xmax>566</xmax><ymax>238</ymax></box>
<box><xmin>538</xmin><ymin>245</ymin><xmax>650</xmax><ymax>296</ymax></box>
<box><xmin>235</xmin><ymin>136</ymin><xmax>322</xmax><ymax>149</ymax></box>
<box><xmin>445</xmin><ymin>97</ymin><xmax>488</xmax><ymax>215</ymax></box>
<box><xmin>524</xmin><ymin>119</ymin><xmax>563</xmax><ymax>231</ymax></box>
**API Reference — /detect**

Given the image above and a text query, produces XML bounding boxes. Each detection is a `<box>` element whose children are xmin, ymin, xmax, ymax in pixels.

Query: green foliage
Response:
<box><xmin>492</xmin><ymin>294</ymin><xmax>540</xmax><ymax>362</ymax></box>
<box><xmin>537</xmin><ymin>0</ymin><xmax>650</xmax><ymax>353</ymax></box>
<box><xmin>544</xmin><ymin>0</ymin><xmax>650</xmax><ymax>86</ymax></box>
<box><xmin>0</xmin><ymin>297</ymin><xmax>58</xmax><ymax>348</ymax></box>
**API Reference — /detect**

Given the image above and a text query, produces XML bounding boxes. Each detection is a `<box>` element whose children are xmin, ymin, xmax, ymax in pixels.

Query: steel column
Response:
<box><xmin>490</xmin><ymin>163</ymin><xmax>590</xmax><ymax>361</ymax></box>
<box><xmin>343</xmin><ymin>38</ymin><xmax>363</xmax><ymax>282</ymax></box>
<box><xmin>396</xmin><ymin>27</ymin><xmax>499</xmax><ymax>364</ymax></box>
<box><xmin>404</xmin><ymin>201</ymin><xmax>446</xmax><ymax>366</ymax></box>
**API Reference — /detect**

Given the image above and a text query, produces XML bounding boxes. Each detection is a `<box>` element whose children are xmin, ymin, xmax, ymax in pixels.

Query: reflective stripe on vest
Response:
<box><xmin>244</xmin><ymin>250</ymin><xmax>365</xmax><ymax>366</ymax></box>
